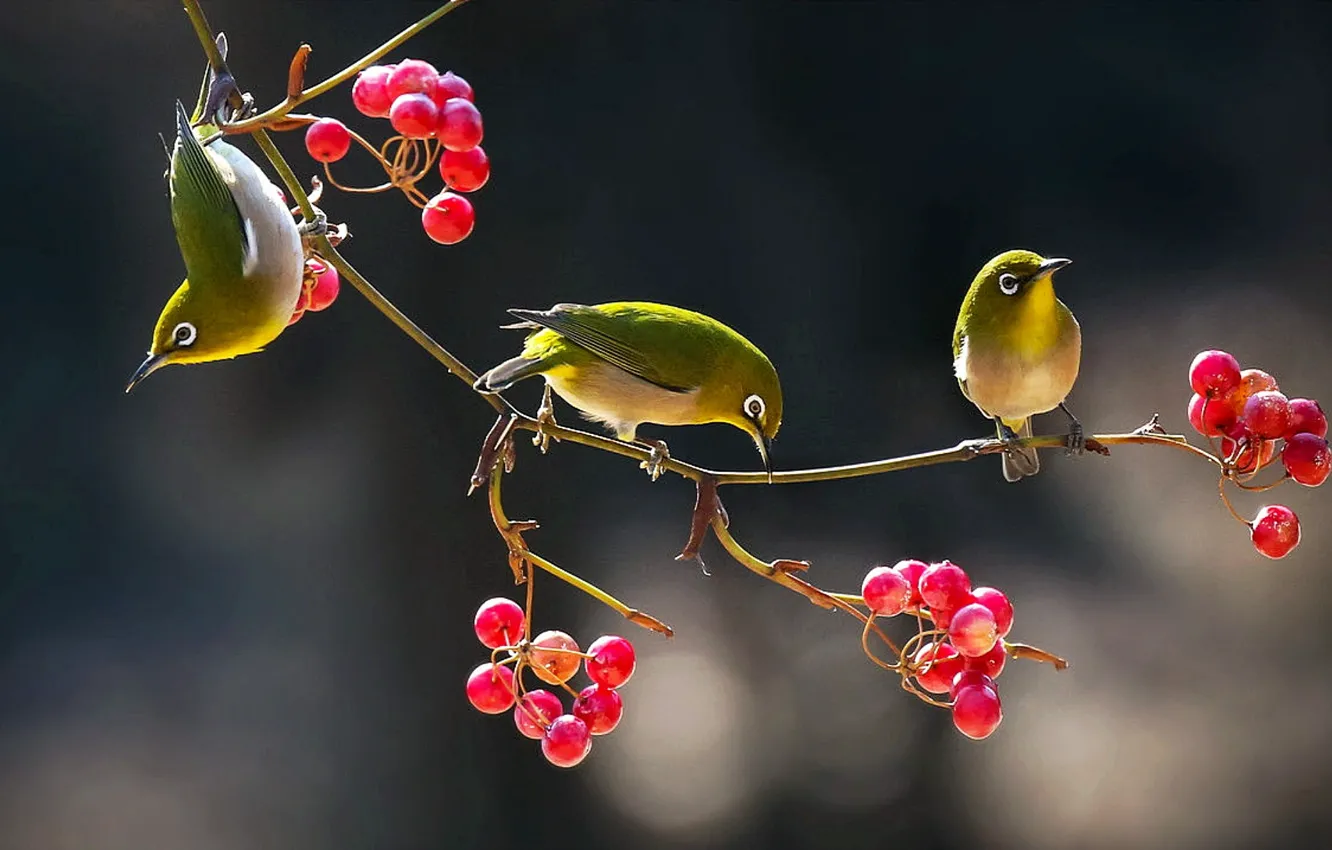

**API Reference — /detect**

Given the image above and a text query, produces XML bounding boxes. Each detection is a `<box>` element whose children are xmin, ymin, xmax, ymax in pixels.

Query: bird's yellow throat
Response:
<box><xmin>1006</xmin><ymin>275</ymin><xmax>1061</xmax><ymax>359</ymax></box>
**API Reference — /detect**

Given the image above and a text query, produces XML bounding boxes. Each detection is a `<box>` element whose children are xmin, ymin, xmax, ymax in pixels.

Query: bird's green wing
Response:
<box><xmin>170</xmin><ymin>100</ymin><xmax>248</xmax><ymax>282</ymax></box>
<box><xmin>507</xmin><ymin>304</ymin><xmax>695</xmax><ymax>393</ymax></box>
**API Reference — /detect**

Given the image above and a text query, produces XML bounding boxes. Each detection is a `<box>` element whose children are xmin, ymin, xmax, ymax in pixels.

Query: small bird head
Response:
<box><xmin>973</xmin><ymin>249</ymin><xmax>1072</xmax><ymax>302</ymax></box>
<box><xmin>726</xmin><ymin>356</ymin><xmax>783</xmax><ymax>483</ymax></box>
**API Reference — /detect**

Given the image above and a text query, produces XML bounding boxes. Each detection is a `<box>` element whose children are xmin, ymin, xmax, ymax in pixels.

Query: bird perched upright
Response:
<box><xmin>474</xmin><ymin>301</ymin><xmax>783</xmax><ymax>481</ymax></box>
<box><xmin>952</xmin><ymin>249</ymin><xmax>1083</xmax><ymax>481</ymax></box>
<box><xmin>125</xmin><ymin>101</ymin><xmax>304</xmax><ymax>392</ymax></box>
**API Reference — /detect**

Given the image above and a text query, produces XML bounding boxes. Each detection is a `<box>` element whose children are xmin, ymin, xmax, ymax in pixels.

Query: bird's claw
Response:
<box><xmin>639</xmin><ymin>439</ymin><xmax>670</xmax><ymax>481</ymax></box>
<box><xmin>532</xmin><ymin>384</ymin><xmax>559</xmax><ymax>454</ymax></box>
<box><xmin>298</xmin><ymin>210</ymin><xmax>328</xmax><ymax>240</ymax></box>
<box><xmin>1065</xmin><ymin>420</ymin><xmax>1085</xmax><ymax>456</ymax></box>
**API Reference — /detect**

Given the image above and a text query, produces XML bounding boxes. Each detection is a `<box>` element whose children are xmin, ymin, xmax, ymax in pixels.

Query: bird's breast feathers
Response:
<box><xmin>543</xmin><ymin>360</ymin><xmax>701</xmax><ymax>442</ymax></box>
<box><xmin>956</xmin><ymin>315</ymin><xmax>1081</xmax><ymax>421</ymax></box>
<box><xmin>209</xmin><ymin>139</ymin><xmax>304</xmax><ymax>307</ymax></box>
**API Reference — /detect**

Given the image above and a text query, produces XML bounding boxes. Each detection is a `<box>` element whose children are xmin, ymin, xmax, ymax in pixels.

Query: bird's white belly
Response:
<box><xmin>546</xmin><ymin>361</ymin><xmax>701</xmax><ymax>441</ymax></box>
<box><xmin>959</xmin><ymin>340</ymin><xmax>1077</xmax><ymax>421</ymax></box>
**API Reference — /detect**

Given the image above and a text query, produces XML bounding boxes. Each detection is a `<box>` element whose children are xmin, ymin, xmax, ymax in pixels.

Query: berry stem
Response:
<box><xmin>1004</xmin><ymin>642</ymin><xmax>1070</xmax><ymax>670</ymax></box>
<box><xmin>1217</xmin><ymin>476</ymin><xmax>1251</xmax><ymax>525</ymax></box>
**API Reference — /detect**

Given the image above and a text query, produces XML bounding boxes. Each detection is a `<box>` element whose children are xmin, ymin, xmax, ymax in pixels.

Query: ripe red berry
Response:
<box><xmin>1188</xmin><ymin>393</ymin><xmax>1237</xmax><ymax>437</ymax></box>
<box><xmin>1281</xmin><ymin>433</ymin><xmax>1331</xmax><ymax>486</ymax></box>
<box><xmin>912</xmin><ymin>642</ymin><xmax>965</xmax><ymax>694</ymax></box>
<box><xmin>1241</xmin><ymin>391</ymin><xmax>1291</xmax><ymax>440</ymax></box>
<box><xmin>951</xmin><ymin>681</ymin><xmax>1003</xmax><ymax>740</ymax></box>
<box><xmin>1227</xmin><ymin>369</ymin><xmax>1279</xmax><ymax>415</ymax></box>
<box><xmin>541</xmin><ymin>715</ymin><xmax>592</xmax><ymax>768</ymax></box>
<box><xmin>436</xmin><ymin>97</ymin><xmax>484</xmax><ymax>151</ymax></box>
<box><xmin>1285</xmin><ymin>398</ymin><xmax>1328</xmax><ymax>439</ymax></box>
<box><xmin>892</xmin><ymin>559</ymin><xmax>929</xmax><ymax>609</ymax></box>
<box><xmin>530</xmin><ymin>630</ymin><xmax>581</xmax><ymax>685</ymax></box>
<box><xmin>585</xmin><ymin>635</ymin><xmax>636</xmax><ymax>689</ymax></box>
<box><xmin>389</xmin><ymin>93</ymin><xmax>439</xmax><ymax>139</ymax></box>
<box><xmin>948</xmin><ymin>602</ymin><xmax>1000</xmax><ymax>657</ymax></box>
<box><xmin>421</xmin><ymin>191</ymin><xmax>476</xmax><ymax>245</ymax></box>
<box><xmin>473</xmin><ymin>597</ymin><xmax>524</xmax><ymax>649</ymax></box>
<box><xmin>919</xmin><ymin>561</ymin><xmax>972</xmax><ymax>613</ymax></box>
<box><xmin>962</xmin><ymin>641</ymin><xmax>1007</xmax><ymax>679</ymax></box>
<box><xmin>386</xmin><ymin>58</ymin><xmax>439</xmax><ymax>100</ymax></box>
<box><xmin>573</xmin><ymin>684</ymin><xmax>624</xmax><ymax>736</ymax></box>
<box><xmin>1221</xmin><ymin>436</ymin><xmax>1277</xmax><ymax>475</ymax></box>
<box><xmin>465</xmin><ymin>662</ymin><xmax>516</xmax><ymax>714</ymax></box>
<box><xmin>514</xmin><ymin>689</ymin><xmax>563</xmax><ymax>740</ymax></box>
<box><xmin>861</xmin><ymin>565</ymin><xmax>911</xmax><ymax>617</ymax></box>
<box><xmin>1189</xmin><ymin>349</ymin><xmax>1242</xmax><ymax>398</ymax></box>
<box><xmin>969</xmin><ymin>586</ymin><xmax>1014</xmax><ymax>637</ymax></box>
<box><xmin>304</xmin><ymin>117</ymin><xmax>352</xmax><ymax>163</ymax></box>
<box><xmin>949</xmin><ymin>670</ymin><xmax>995</xmax><ymax>700</ymax></box>
<box><xmin>1250</xmin><ymin>505</ymin><xmax>1300</xmax><ymax>559</ymax></box>
<box><xmin>439</xmin><ymin>146</ymin><xmax>491</xmax><ymax>192</ymax></box>
<box><xmin>351</xmin><ymin>64</ymin><xmax>395</xmax><ymax>117</ymax></box>
<box><xmin>305</xmin><ymin>259</ymin><xmax>340</xmax><ymax>312</ymax></box>
<box><xmin>433</xmin><ymin>70</ymin><xmax>474</xmax><ymax>106</ymax></box>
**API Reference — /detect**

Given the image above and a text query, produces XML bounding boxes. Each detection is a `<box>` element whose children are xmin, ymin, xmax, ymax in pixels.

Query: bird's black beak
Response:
<box><xmin>756</xmin><ymin>432</ymin><xmax>774</xmax><ymax>484</ymax></box>
<box><xmin>125</xmin><ymin>352</ymin><xmax>169</xmax><ymax>393</ymax></box>
<box><xmin>1036</xmin><ymin>257</ymin><xmax>1072</xmax><ymax>277</ymax></box>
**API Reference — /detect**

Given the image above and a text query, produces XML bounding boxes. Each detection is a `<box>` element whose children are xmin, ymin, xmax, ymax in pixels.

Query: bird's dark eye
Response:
<box><xmin>173</xmin><ymin>322</ymin><xmax>197</xmax><ymax>347</ymax></box>
<box><xmin>998</xmin><ymin>273</ymin><xmax>1020</xmax><ymax>296</ymax></box>
<box><xmin>744</xmin><ymin>394</ymin><xmax>765</xmax><ymax>419</ymax></box>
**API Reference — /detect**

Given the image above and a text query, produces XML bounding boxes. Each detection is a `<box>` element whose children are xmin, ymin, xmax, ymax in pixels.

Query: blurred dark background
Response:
<box><xmin>4</xmin><ymin>2</ymin><xmax>1332</xmax><ymax>848</ymax></box>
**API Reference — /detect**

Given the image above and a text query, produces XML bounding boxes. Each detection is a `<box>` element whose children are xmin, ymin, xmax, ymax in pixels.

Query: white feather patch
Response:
<box><xmin>241</xmin><ymin>216</ymin><xmax>259</xmax><ymax>276</ymax></box>
<box><xmin>953</xmin><ymin>335</ymin><xmax>969</xmax><ymax>382</ymax></box>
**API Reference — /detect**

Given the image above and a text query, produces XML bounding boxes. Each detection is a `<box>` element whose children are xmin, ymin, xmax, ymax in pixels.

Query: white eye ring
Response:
<box><xmin>173</xmin><ymin>321</ymin><xmax>197</xmax><ymax>347</ymax></box>
<box><xmin>744</xmin><ymin>394</ymin><xmax>765</xmax><ymax>419</ymax></box>
<box><xmin>998</xmin><ymin>273</ymin><xmax>1020</xmax><ymax>296</ymax></box>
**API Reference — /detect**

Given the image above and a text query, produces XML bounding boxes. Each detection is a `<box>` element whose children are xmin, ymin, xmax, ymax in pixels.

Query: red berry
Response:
<box><xmin>892</xmin><ymin>559</ymin><xmax>929</xmax><ymax>609</ymax></box>
<box><xmin>305</xmin><ymin>259</ymin><xmax>340</xmax><ymax>312</ymax></box>
<box><xmin>919</xmin><ymin>561</ymin><xmax>972</xmax><ymax>613</ymax></box>
<box><xmin>514</xmin><ymin>689</ymin><xmax>563</xmax><ymax>740</ymax></box>
<box><xmin>437</xmin><ymin>97</ymin><xmax>484</xmax><ymax>151</ymax></box>
<box><xmin>389</xmin><ymin>93</ymin><xmax>439</xmax><ymax>139</ymax></box>
<box><xmin>473</xmin><ymin>597</ymin><xmax>524</xmax><ymax>649</ymax></box>
<box><xmin>1188</xmin><ymin>393</ymin><xmax>1237</xmax><ymax>437</ymax></box>
<box><xmin>861</xmin><ymin>565</ymin><xmax>911</xmax><ymax>617</ymax></box>
<box><xmin>439</xmin><ymin>146</ymin><xmax>491</xmax><ymax>192</ymax></box>
<box><xmin>541</xmin><ymin>715</ymin><xmax>592</xmax><ymax>768</ymax></box>
<box><xmin>573</xmin><ymin>684</ymin><xmax>624</xmax><ymax>736</ymax></box>
<box><xmin>912</xmin><ymin>642</ymin><xmax>965</xmax><ymax>694</ymax></box>
<box><xmin>952</xmin><ymin>681</ymin><xmax>1003</xmax><ymax>740</ymax></box>
<box><xmin>1285</xmin><ymin>398</ymin><xmax>1328</xmax><ymax>439</ymax></box>
<box><xmin>1241</xmin><ymin>391</ymin><xmax>1291</xmax><ymax>440</ymax></box>
<box><xmin>970</xmin><ymin>586</ymin><xmax>1014</xmax><ymax>637</ymax></box>
<box><xmin>1227</xmin><ymin>369</ymin><xmax>1279</xmax><ymax>415</ymax></box>
<box><xmin>1281</xmin><ymin>433</ymin><xmax>1331</xmax><ymax>486</ymax></box>
<box><xmin>1221</xmin><ymin>436</ymin><xmax>1277</xmax><ymax>475</ymax></box>
<box><xmin>948</xmin><ymin>602</ymin><xmax>999</xmax><ymax>657</ymax></box>
<box><xmin>304</xmin><ymin>117</ymin><xmax>352</xmax><ymax>163</ymax></box>
<box><xmin>465</xmin><ymin>663</ymin><xmax>516</xmax><ymax>714</ymax></box>
<box><xmin>949</xmin><ymin>670</ymin><xmax>995</xmax><ymax>700</ymax></box>
<box><xmin>931</xmin><ymin>605</ymin><xmax>957</xmax><ymax>630</ymax></box>
<box><xmin>433</xmin><ymin>70</ymin><xmax>474</xmax><ymax>106</ymax></box>
<box><xmin>585</xmin><ymin>635</ymin><xmax>636</xmax><ymax>689</ymax></box>
<box><xmin>351</xmin><ymin>65</ymin><xmax>395</xmax><ymax>117</ymax></box>
<box><xmin>386</xmin><ymin>58</ymin><xmax>439</xmax><ymax>100</ymax></box>
<box><xmin>421</xmin><ymin>191</ymin><xmax>476</xmax><ymax>245</ymax></box>
<box><xmin>1189</xmin><ymin>350</ymin><xmax>1242</xmax><ymax>398</ymax></box>
<box><xmin>962</xmin><ymin>641</ymin><xmax>1007</xmax><ymax>679</ymax></box>
<box><xmin>530</xmin><ymin>630</ymin><xmax>581</xmax><ymax>685</ymax></box>
<box><xmin>1250</xmin><ymin>505</ymin><xmax>1300</xmax><ymax>559</ymax></box>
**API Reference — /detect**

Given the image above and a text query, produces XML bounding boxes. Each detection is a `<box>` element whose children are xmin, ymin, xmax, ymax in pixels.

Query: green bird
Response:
<box><xmin>126</xmin><ymin>101</ymin><xmax>304</xmax><ymax>391</ymax></box>
<box><xmin>474</xmin><ymin>302</ymin><xmax>784</xmax><ymax>480</ymax></box>
<box><xmin>953</xmin><ymin>249</ymin><xmax>1083</xmax><ymax>482</ymax></box>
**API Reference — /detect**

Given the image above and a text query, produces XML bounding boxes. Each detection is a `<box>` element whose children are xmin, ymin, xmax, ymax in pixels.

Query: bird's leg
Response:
<box><xmin>532</xmin><ymin>383</ymin><xmax>560</xmax><ymax>454</ymax></box>
<box><xmin>297</xmin><ymin>209</ymin><xmax>328</xmax><ymax>241</ymax></box>
<box><xmin>994</xmin><ymin>417</ymin><xmax>1021</xmax><ymax>446</ymax></box>
<box><xmin>635</xmin><ymin>438</ymin><xmax>671</xmax><ymax>482</ymax></box>
<box><xmin>1059</xmin><ymin>402</ymin><xmax>1085</xmax><ymax>456</ymax></box>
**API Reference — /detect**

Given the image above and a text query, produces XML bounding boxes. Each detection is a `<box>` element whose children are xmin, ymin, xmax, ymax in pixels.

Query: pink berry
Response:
<box><xmin>931</xmin><ymin>605</ymin><xmax>957</xmax><ymax>630</ymax></box>
<box><xmin>1241</xmin><ymin>391</ymin><xmax>1291</xmax><ymax>440</ymax></box>
<box><xmin>573</xmin><ymin>684</ymin><xmax>624</xmax><ymax>736</ymax></box>
<box><xmin>892</xmin><ymin>559</ymin><xmax>929</xmax><ymax>609</ymax></box>
<box><xmin>952</xmin><ymin>681</ymin><xmax>1003</xmax><ymax>740</ymax></box>
<box><xmin>949</xmin><ymin>670</ymin><xmax>995</xmax><ymax>700</ymax></box>
<box><xmin>1189</xmin><ymin>350</ymin><xmax>1242</xmax><ymax>398</ymax></box>
<box><xmin>585</xmin><ymin>635</ymin><xmax>636</xmax><ymax>689</ymax></box>
<box><xmin>1221</xmin><ymin>436</ymin><xmax>1277</xmax><ymax>475</ymax></box>
<box><xmin>305</xmin><ymin>259</ymin><xmax>340</xmax><ymax>312</ymax></box>
<box><xmin>962</xmin><ymin>641</ymin><xmax>1007</xmax><ymax>679</ymax></box>
<box><xmin>386</xmin><ymin>58</ymin><xmax>439</xmax><ymax>100</ymax></box>
<box><xmin>351</xmin><ymin>65</ymin><xmax>395</xmax><ymax>117</ymax></box>
<box><xmin>948</xmin><ymin>602</ymin><xmax>999</xmax><ymax>658</ymax></box>
<box><xmin>439</xmin><ymin>146</ymin><xmax>491</xmax><ymax>192</ymax></box>
<box><xmin>970</xmin><ymin>586</ymin><xmax>1014</xmax><ymax>637</ymax></box>
<box><xmin>541</xmin><ymin>715</ymin><xmax>592</xmax><ymax>768</ymax></box>
<box><xmin>1227</xmin><ymin>369</ymin><xmax>1279</xmax><ymax>415</ymax></box>
<box><xmin>465</xmin><ymin>663</ymin><xmax>516</xmax><ymax>714</ymax></box>
<box><xmin>1281</xmin><ymin>433</ymin><xmax>1331</xmax><ymax>486</ymax></box>
<box><xmin>433</xmin><ymin>71</ymin><xmax>474</xmax><ymax>106</ymax></box>
<box><xmin>436</xmin><ymin>97</ymin><xmax>484</xmax><ymax>151</ymax></box>
<box><xmin>919</xmin><ymin>561</ymin><xmax>972</xmax><ymax>613</ymax></box>
<box><xmin>421</xmin><ymin>191</ymin><xmax>475</xmax><ymax>245</ymax></box>
<box><xmin>1285</xmin><ymin>398</ymin><xmax>1328</xmax><ymax>439</ymax></box>
<box><xmin>861</xmin><ymin>565</ymin><xmax>911</xmax><ymax>617</ymax></box>
<box><xmin>1188</xmin><ymin>393</ymin><xmax>1237</xmax><ymax>437</ymax></box>
<box><xmin>389</xmin><ymin>93</ymin><xmax>439</xmax><ymax>139</ymax></box>
<box><xmin>473</xmin><ymin>597</ymin><xmax>524</xmax><ymax>649</ymax></box>
<box><xmin>530</xmin><ymin>630</ymin><xmax>581</xmax><ymax>686</ymax></box>
<box><xmin>304</xmin><ymin>117</ymin><xmax>352</xmax><ymax>163</ymax></box>
<box><xmin>1250</xmin><ymin>505</ymin><xmax>1300</xmax><ymax>559</ymax></box>
<box><xmin>912</xmin><ymin>642</ymin><xmax>965</xmax><ymax>694</ymax></box>
<box><xmin>514</xmin><ymin>689</ymin><xmax>563</xmax><ymax>740</ymax></box>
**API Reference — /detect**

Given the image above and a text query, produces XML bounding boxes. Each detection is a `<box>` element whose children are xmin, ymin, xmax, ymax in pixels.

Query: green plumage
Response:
<box><xmin>170</xmin><ymin>102</ymin><xmax>247</xmax><ymax>286</ymax></box>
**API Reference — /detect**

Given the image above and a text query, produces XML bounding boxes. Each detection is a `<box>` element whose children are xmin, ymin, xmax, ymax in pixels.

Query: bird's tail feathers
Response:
<box><xmin>1001</xmin><ymin>417</ymin><xmax>1040</xmax><ymax>482</ymax></box>
<box><xmin>473</xmin><ymin>355</ymin><xmax>546</xmax><ymax>393</ymax></box>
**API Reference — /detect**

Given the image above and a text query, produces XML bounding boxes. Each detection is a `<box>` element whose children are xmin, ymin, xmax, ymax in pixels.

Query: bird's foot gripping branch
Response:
<box><xmin>153</xmin><ymin>0</ymin><xmax>1332</xmax><ymax>769</ymax></box>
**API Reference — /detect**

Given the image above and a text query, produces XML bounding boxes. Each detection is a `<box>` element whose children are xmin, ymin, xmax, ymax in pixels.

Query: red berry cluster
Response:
<box><xmin>465</xmin><ymin>597</ymin><xmax>635</xmax><ymax>768</ymax></box>
<box><xmin>1187</xmin><ymin>349</ymin><xmax>1329</xmax><ymax>558</ymax></box>
<box><xmin>287</xmin><ymin>257</ymin><xmax>341</xmax><ymax>326</ymax></box>
<box><xmin>861</xmin><ymin>559</ymin><xmax>1014</xmax><ymax>740</ymax></box>
<box><xmin>302</xmin><ymin>58</ymin><xmax>487</xmax><ymax>245</ymax></box>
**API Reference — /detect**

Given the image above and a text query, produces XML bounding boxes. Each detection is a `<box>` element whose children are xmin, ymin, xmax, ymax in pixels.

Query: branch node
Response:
<box><xmin>677</xmin><ymin>476</ymin><xmax>725</xmax><ymax>564</ymax></box>
<box><xmin>287</xmin><ymin>43</ymin><xmax>312</xmax><ymax>100</ymax></box>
